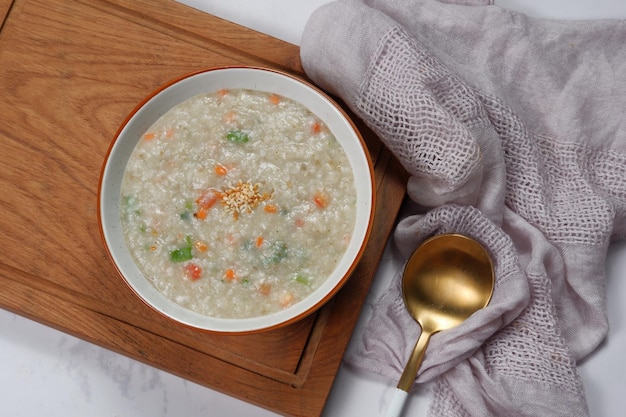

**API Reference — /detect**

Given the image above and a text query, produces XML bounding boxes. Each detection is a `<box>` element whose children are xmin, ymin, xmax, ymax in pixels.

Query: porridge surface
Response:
<box><xmin>121</xmin><ymin>89</ymin><xmax>356</xmax><ymax>318</ymax></box>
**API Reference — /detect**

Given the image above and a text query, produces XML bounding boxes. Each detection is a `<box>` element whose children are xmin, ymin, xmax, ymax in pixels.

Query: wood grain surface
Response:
<box><xmin>0</xmin><ymin>0</ymin><xmax>407</xmax><ymax>415</ymax></box>
<box><xmin>0</xmin><ymin>0</ymin><xmax>12</xmax><ymax>26</ymax></box>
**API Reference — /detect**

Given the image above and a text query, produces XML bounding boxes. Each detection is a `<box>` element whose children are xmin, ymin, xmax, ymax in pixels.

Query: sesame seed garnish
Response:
<box><xmin>221</xmin><ymin>180</ymin><xmax>271</xmax><ymax>219</ymax></box>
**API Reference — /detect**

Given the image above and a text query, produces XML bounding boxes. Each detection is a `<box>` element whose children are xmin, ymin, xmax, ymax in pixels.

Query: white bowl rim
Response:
<box><xmin>98</xmin><ymin>66</ymin><xmax>376</xmax><ymax>334</ymax></box>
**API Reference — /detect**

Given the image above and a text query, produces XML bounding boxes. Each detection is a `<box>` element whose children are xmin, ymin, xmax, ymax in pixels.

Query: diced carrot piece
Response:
<box><xmin>184</xmin><ymin>263</ymin><xmax>202</xmax><ymax>281</ymax></box>
<box><xmin>165</xmin><ymin>128</ymin><xmax>174</xmax><ymax>138</ymax></box>
<box><xmin>143</xmin><ymin>132</ymin><xmax>156</xmax><ymax>141</ymax></box>
<box><xmin>217</xmin><ymin>89</ymin><xmax>229</xmax><ymax>97</ymax></box>
<box><xmin>195</xmin><ymin>189</ymin><xmax>221</xmax><ymax>209</ymax></box>
<box><xmin>294</xmin><ymin>218</ymin><xmax>305</xmax><ymax>228</ymax></box>
<box><xmin>269</xmin><ymin>94</ymin><xmax>281</xmax><ymax>105</ymax></box>
<box><xmin>224</xmin><ymin>268</ymin><xmax>236</xmax><ymax>281</ymax></box>
<box><xmin>195</xmin><ymin>206</ymin><xmax>208</xmax><ymax>220</ymax></box>
<box><xmin>264</xmin><ymin>204</ymin><xmax>278</xmax><ymax>213</ymax></box>
<box><xmin>311</xmin><ymin>122</ymin><xmax>321</xmax><ymax>134</ymax></box>
<box><xmin>313</xmin><ymin>192</ymin><xmax>329</xmax><ymax>209</ymax></box>
<box><xmin>214</xmin><ymin>164</ymin><xmax>228</xmax><ymax>176</ymax></box>
<box><xmin>258</xmin><ymin>283</ymin><xmax>271</xmax><ymax>296</ymax></box>
<box><xmin>194</xmin><ymin>241</ymin><xmax>208</xmax><ymax>252</ymax></box>
<box><xmin>255</xmin><ymin>236</ymin><xmax>264</xmax><ymax>248</ymax></box>
<box><xmin>279</xmin><ymin>291</ymin><xmax>294</xmax><ymax>307</ymax></box>
<box><xmin>223</xmin><ymin>110</ymin><xmax>237</xmax><ymax>123</ymax></box>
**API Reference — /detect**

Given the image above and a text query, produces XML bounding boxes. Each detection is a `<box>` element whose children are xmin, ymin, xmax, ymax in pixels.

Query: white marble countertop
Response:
<box><xmin>2</xmin><ymin>1</ymin><xmax>626</xmax><ymax>416</ymax></box>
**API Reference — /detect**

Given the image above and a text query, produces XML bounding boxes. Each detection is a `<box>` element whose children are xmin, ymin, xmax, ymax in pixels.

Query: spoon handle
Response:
<box><xmin>398</xmin><ymin>330</ymin><xmax>432</xmax><ymax>391</ymax></box>
<box><xmin>385</xmin><ymin>388</ymin><xmax>409</xmax><ymax>417</ymax></box>
<box><xmin>384</xmin><ymin>330</ymin><xmax>433</xmax><ymax>417</ymax></box>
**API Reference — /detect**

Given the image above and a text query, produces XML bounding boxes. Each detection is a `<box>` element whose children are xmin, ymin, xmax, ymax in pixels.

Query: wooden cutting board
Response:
<box><xmin>0</xmin><ymin>0</ymin><xmax>406</xmax><ymax>415</ymax></box>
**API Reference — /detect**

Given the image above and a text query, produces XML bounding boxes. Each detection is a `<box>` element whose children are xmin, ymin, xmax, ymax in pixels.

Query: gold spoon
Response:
<box><xmin>386</xmin><ymin>233</ymin><xmax>495</xmax><ymax>417</ymax></box>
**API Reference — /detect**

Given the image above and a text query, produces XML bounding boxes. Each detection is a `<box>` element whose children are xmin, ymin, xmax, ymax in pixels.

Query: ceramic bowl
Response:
<box><xmin>98</xmin><ymin>66</ymin><xmax>375</xmax><ymax>333</ymax></box>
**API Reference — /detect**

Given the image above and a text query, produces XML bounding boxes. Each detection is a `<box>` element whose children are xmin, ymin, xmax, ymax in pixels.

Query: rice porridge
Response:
<box><xmin>120</xmin><ymin>89</ymin><xmax>356</xmax><ymax>318</ymax></box>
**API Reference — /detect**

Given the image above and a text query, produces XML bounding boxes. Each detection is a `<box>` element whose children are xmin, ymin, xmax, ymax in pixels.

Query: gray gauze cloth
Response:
<box><xmin>300</xmin><ymin>0</ymin><xmax>626</xmax><ymax>416</ymax></box>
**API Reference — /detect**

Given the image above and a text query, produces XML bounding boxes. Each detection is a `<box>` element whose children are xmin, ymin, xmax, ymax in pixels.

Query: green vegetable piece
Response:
<box><xmin>122</xmin><ymin>195</ymin><xmax>135</xmax><ymax>207</ymax></box>
<box><xmin>169</xmin><ymin>235</ymin><xmax>194</xmax><ymax>263</ymax></box>
<box><xmin>293</xmin><ymin>273</ymin><xmax>311</xmax><ymax>286</ymax></box>
<box><xmin>226</xmin><ymin>130</ymin><xmax>249</xmax><ymax>143</ymax></box>
<box><xmin>242</xmin><ymin>239</ymin><xmax>254</xmax><ymax>251</ymax></box>
<box><xmin>180</xmin><ymin>201</ymin><xmax>194</xmax><ymax>221</ymax></box>
<box><xmin>169</xmin><ymin>247</ymin><xmax>192</xmax><ymax>263</ymax></box>
<box><xmin>122</xmin><ymin>195</ymin><xmax>139</xmax><ymax>220</ymax></box>
<box><xmin>264</xmin><ymin>242</ymin><xmax>288</xmax><ymax>266</ymax></box>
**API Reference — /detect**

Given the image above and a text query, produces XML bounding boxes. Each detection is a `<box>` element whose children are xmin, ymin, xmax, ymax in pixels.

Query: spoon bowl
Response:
<box><xmin>386</xmin><ymin>233</ymin><xmax>494</xmax><ymax>417</ymax></box>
